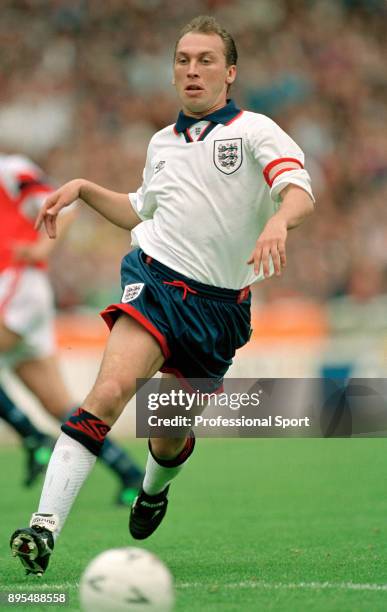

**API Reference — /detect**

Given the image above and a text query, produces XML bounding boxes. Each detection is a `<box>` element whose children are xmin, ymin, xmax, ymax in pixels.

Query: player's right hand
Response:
<box><xmin>35</xmin><ymin>179</ymin><xmax>83</xmax><ymax>238</ymax></box>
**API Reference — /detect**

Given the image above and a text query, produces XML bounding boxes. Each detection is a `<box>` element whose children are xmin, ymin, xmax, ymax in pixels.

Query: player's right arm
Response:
<box><xmin>35</xmin><ymin>179</ymin><xmax>142</xmax><ymax>238</ymax></box>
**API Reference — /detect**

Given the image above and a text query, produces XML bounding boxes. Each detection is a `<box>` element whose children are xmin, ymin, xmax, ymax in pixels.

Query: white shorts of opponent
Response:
<box><xmin>0</xmin><ymin>268</ymin><xmax>56</xmax><ymax>368</ymax></box>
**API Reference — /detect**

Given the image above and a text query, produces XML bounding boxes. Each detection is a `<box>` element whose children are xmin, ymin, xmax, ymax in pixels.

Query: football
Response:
<box><xmin>79</xmin><ymin>547</ymin><xmax>175</xmax><ymax>612</ymax></box>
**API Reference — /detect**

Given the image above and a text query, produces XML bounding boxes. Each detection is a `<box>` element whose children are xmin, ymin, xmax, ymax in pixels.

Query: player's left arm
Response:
<box><xmin>247</xmin><ymin>185</ymin><xmax>314</xmax><ymax>277</ymax></box>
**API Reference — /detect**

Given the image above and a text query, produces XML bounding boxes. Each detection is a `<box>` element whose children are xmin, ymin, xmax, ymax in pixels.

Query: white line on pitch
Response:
<box><xmin>177</xmin><ymin>581</ymin><xmax>387</xmax><ymax>592</ymax></box>
<box><xmin>5</xmin><ymin>580</ymin><xmax>387</xmax><ymax>593</ymax></box>
<box><xmin>4</xmin><ymin>583</ymin><xmax>79</xmax><ymax>590</ymax></box>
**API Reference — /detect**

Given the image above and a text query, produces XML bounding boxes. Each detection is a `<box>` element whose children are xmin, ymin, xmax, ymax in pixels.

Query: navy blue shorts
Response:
<box><xmin>101</xmin><ymin>248</ymin><xmax>251</xmax><ymax>392</ymax></box>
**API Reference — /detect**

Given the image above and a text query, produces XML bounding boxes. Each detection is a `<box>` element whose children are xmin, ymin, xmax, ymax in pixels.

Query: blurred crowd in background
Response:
<box><xmin>1</xmin><ymin>0</ymin><xmax>387</xmax><ymax>313</ymax></box>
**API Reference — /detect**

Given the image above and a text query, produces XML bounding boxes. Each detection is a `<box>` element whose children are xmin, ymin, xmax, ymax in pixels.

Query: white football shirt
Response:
<box><xmin>129</xmin><ymin>100</ymin><xmax>314</xmax><ymax>289</ymax></box>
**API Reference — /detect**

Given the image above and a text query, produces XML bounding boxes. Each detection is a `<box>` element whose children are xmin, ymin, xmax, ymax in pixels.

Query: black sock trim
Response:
<box><xmin>148</xmin><ymin>431</ymin><xmax>196</xmax><ymax>468</ymax></box>
<box><xmin>139</xmin><ymin>485</ymin><xmax>170</xmax><ymax>502</ymax></box>
<box><xmin>61</xmin><ymin>408</ymin><xmax>110</xmax><ymax>456</ymax></box>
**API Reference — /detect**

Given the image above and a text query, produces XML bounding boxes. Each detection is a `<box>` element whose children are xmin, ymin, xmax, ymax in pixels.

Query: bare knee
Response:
<box><xmin>83</xmin><ymin>377</ymin><xmax>135</xmax><ymax>425</ymax></box>
<box><xmin>150</xmin><ymin>437</ymin><xmax>187</xmax><ymax>460</ymax></box>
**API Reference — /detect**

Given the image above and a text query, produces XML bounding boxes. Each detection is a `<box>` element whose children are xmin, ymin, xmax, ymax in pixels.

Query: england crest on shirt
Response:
<box><xmin>121</xmin><ymin>283</ymin><xmax>144</xmax><ymax>303</ymax></box>
<box><xmin>213</xmin><ymin>138</ymin><xmax>243</xmax><ymax>175</ymax></box>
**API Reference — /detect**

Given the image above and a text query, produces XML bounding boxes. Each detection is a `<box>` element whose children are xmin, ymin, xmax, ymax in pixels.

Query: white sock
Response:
<box><xmin>142</xmin><ymin>451</ymin><xmax>185</xmax><ymax>495</ymax></box>
<box><xmin>33</xmin><ymin>433</ymin><xmax>97</xmax><ymax>539</ymax></box>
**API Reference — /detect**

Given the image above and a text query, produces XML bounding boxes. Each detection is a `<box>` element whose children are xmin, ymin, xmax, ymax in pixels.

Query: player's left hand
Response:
<box><xmin>247</xmin><ymin>215</ymin><xmax>287</xmax><ymax>277</ymax></box>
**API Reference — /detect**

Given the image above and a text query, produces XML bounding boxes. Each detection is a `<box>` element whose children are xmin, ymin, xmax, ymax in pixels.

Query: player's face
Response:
<box><xmin>173</xmin><ymin>32</ymin><xmax>236</xmax><ymax>116</ymax></box>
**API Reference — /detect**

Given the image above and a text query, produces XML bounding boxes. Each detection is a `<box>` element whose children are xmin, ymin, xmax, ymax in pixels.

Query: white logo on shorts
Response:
<box><xmin>121</xmin><ymin>283</ymin><xmax>144</xmax><ymax>303</ymax></box>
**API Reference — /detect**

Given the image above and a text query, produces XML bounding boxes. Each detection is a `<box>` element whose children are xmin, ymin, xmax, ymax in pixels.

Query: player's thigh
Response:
<box><xmin>14</xmin><ymin>355</ymin><xmax>73</xmax><ymax>418</ymax></box>
<box><xmin>83</xmin><ymin>314</ymin><xmax>164</xmax><ymax>423</ymax></box>
<box><xmin>0</xmin><ymin>321</ymin><xmax>22</xmax><ymax>352</ymax></box>
<box><xmin>158</xmin><ymin>372</ymin><xmax>209</xmax><ymax>418</ymax></box>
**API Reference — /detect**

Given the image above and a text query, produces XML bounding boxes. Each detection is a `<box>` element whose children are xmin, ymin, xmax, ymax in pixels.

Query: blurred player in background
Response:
<box><xmin>0</xmin><ymin>153</ymin><xmax>143</xmax><ymax>503</ymax></box>
<box><xmin>10</xmin><ymin>15</ymin><xmax>314</xmax><ymax>575</ymax></box>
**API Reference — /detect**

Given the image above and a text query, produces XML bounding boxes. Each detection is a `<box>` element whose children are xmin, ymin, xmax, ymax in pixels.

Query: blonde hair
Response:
<box><xmin>175</xmin><ymin>15</ymin><xmax>238</xmax><ymax>66</ymax></box>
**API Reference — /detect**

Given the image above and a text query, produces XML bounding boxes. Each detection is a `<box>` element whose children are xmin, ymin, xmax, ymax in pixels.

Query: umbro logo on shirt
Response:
<box><xmin>154</xmin><ymin>160</ymin><xmax>166</xmax><ymax>174</ymax></box>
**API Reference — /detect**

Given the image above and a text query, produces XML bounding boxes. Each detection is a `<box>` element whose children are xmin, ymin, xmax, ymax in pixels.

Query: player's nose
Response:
<box><xmin>187</xmin><ymin>60</ymin><xmax>200</xmax><ymax>77</ymax></box>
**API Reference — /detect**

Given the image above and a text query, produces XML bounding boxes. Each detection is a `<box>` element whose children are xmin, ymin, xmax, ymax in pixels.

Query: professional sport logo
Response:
<box><xmin>122</xmin><ymin>283</ymin><xmax>145</xmax><ymax>303</ymax></box>
<box><xmin>213</xmin><ymin>138</ymin><xmax>243</xmax><ymax>174</ymax></box>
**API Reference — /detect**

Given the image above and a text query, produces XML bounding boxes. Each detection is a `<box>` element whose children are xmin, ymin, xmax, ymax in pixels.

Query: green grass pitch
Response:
<box><xmin>1</xmin><ymin>438</ymin><xmax>387</xmax><ymax>611</ymax></box>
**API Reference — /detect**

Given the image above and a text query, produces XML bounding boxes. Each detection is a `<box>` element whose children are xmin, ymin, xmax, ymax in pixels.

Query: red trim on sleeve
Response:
<box><xmin>100</xmin><ymin>303</ymin><xmax>170</xmax><ymax>359</ymax></box>
<box><xmin>225</xmin><ymin>110</ymin><xmax>244</xmax><ymax>125</ymax></box>
<box><xmin>270</xmin><ymin>167</ymin><xmax>304</xmax><ymax>185</ymax></box>
<box><xmin>263</xmin><ymin>157</ymin><xmax>303</xmax><ymax>187</ymax></box>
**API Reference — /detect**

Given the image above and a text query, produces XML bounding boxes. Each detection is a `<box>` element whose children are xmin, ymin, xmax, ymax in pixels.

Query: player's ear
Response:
<box><xmin>226</xmin><ymin>65</ymin><xmax>236</xmax><ymax>85</ymax></box>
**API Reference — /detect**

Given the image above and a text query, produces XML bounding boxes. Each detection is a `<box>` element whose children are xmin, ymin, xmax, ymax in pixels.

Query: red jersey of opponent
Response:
<box><xmin>0</xmin><ymin>155</ymin><xmax>54</xmax><ymax>271</ymax></box>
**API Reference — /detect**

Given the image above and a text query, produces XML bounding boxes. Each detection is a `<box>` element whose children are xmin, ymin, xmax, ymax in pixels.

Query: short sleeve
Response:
<box><xmin>248</xmin><ymin>116</ymin><xmax>315</xmax><ymax>203</ymax></box>
<box><xmin>128</xmin><ymin>140</ymin><xmax>156</xmax><ymax>221</ymax></box>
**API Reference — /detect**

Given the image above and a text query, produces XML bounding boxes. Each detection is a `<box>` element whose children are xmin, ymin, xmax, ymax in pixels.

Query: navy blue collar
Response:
<box><xmin>174</xmin><ymin>99</ymin><xmax>242</xmax><ymax>133</ymax></box>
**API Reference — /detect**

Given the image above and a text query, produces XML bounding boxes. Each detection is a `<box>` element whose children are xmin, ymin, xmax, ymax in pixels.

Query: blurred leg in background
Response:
<box><xmin>0</xmin><ymin>311</ymin><xmax>143</xmax><ymax>505</ymax></box>
<box><xmin>0</xmin><ymin>382</ymin><xmax>54</xmax><ymax>486</ymax></box>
